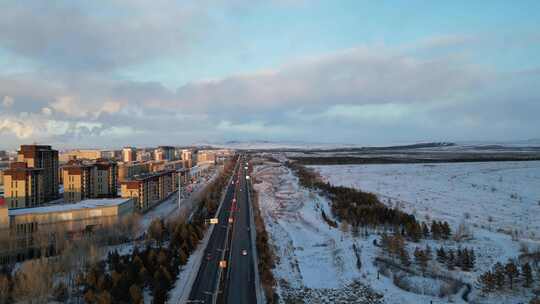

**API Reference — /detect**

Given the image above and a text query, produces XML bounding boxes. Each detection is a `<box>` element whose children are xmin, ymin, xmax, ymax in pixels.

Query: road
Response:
<box><xmin>223</xmin><ymin>159</ymin><xmax>257</xmax><ymax>304</ymax></box>
<box><xmin>187</xmin><ymin>156</ymin><xmax>257</xmax><ymax>304</ymax></box>
<box><xmin>187</xmin><ymin>162</ymin><xmax>237</xmax><ymax>303</ymax></box>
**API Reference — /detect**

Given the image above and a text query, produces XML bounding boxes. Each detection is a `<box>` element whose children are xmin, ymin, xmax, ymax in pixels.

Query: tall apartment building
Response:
<box><xmin>62</xmin><ymin>159</ymin><xmax>118</xmax><ymax>203</ymax></box>
<box><xmin>120</xmin><ymin>170</ymin><xmax>178</xmax><ymax>212</ymax></box>
<box><xmin>122</xmin><ymin>147</ymin><xmax>137</xmax><ymax>163</ymax></box>
<box><xmin>17</xmin><ymin>145</ymin><xmax>59</xmax><ymax>202</ymax></box>
<box><xmin>4</xmin><ymin>145</ymin><xmax>59</xmax><ymax>208</ymax></box>
<box><xmin>181</xmin><ymin>149</ymin><xmax>194</xmax><ymax>168</ymax></box>
<box><xmin>3</xmin><ymin>162</ymin><xmax>44</xmax><ymax>208</ymax></box>
<box><xmin>155</xmin><ymin>146</ymin><xmax>175</xmax><ymax>161</ymax></box>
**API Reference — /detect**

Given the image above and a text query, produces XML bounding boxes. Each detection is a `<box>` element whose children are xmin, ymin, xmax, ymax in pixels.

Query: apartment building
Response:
<box><xmin>59</xmin><ymin>149</ymin><xmax>104</xmax><ymax>162</ymax></box>
<box><xmin>62</xmin><ymin>159</ymin><xmax>118</xmax><ymax>203</ymax></box>
<box><xmin>155</xmin><ymin>146</ymin><xmax>175</xmax><ymax>161</ymax></box>
<box><xmin>118</xmin><ymin>161</ymin><xmax>151</xmax><ymax>182</ymax></box>
<box><xmin>16</xmin><ymin>145</ymin><xmax>59</xmax><ymax>202</ymax></box>
<box><xmin>181</xmin><ymin>149</ymin><xmax>194</xmax><ymax>168</ymax></box>
<box><xmin>120</xmin><ymin>170</ymin><xmax>178</xmax><ymax>212</ymax></box>
<box><xmin>136</xmin><ymin>149</ymin><xmax>153</xmax><ymax>162</ymax></box>
<box><xmin>3</xmin><ymin>162</ymin><xmax>45</xmax><ymax>209</ymax></box>
<box><xmin>122</xmin><ymin>147</ymin><xmax>137</xmax><ymax>163</ymax></box>
<box><xmin>197</xmin><ymin>150</ymin><xmax>217</xmax><ymax>165</ymax></box>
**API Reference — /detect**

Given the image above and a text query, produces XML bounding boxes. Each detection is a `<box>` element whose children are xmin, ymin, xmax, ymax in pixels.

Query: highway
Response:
<box><xmin>224</xmin><ymin>159</ymin><xmax>257</xmax><ymax>304</ymax></box>
<box><xmin>187</xmin><ymin>156</ymin><xmax>257</xmax><ymax>304</ymax></box>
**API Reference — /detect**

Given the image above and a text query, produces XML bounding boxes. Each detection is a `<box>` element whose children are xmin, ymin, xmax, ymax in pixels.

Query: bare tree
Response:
<box><xmin>13</xmin><ymin>258</ymin><xmax>54</xmax><ymax>303</ymax></box>
<box><xmin>0</xmin><ymin>274</ymin><xmax>9</xmax><ymax>304</ymax></box>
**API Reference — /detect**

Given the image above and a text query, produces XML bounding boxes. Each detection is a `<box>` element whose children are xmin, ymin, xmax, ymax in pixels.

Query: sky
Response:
<box><xmin>0</xmin><ymin>0</ymin><xmax>539</xmax><ymax>149</ymax></box>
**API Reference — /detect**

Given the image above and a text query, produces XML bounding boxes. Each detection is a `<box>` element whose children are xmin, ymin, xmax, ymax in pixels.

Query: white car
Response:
<box><xmin>241</xmin><ymin>249</ymin><xmax>248</xmax><ymax>256</ymax></box>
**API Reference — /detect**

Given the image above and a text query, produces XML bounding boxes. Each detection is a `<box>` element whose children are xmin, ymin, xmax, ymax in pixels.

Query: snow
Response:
<box><xmin>312</xmin><ymin>161</ymin><xmax>540</xmax><ymax>241</ymax></box>
<box><xmin>311</xmin><ymin>161</ymin><xmax>540</xmax><ymax>303</ymax></box>
<box><xmin>253</xmin><ymin>161</ymin><xmax>382</xmax><ymax>303</ymax></box>
<box><xmin>251</xmin><ymin>156</ymin><xmax>540</xmax><ymax>303</ymax></box>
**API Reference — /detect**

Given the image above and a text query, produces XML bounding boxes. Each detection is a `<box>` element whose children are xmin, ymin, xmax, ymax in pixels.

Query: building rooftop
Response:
<box><xmin>9</xmin><ymin>198</ymin><xmax>131</xmax><ymax>216</ymax></box>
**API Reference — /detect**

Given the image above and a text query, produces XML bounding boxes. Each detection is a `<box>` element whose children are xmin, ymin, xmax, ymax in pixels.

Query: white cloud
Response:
<box><xmin>50</xmin><ymin>96</ymin><xmax>88</xmax><ymax>118</ymax></box>
<box><xmin>41</xmin><ymin>107</ymin><xmax>52</xmax><ymax>115</ymax></box>
<box><xmin>0</xmin><ymin>117</ymin><xmax>35</xmax><ymax>138</ymax></box>
<box><xmin>2</xmin><ymin>96</ymin><xmax>14</xmax><ymax>107</ymax></box>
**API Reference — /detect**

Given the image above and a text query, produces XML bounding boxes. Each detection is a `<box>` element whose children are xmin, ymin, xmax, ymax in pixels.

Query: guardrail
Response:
<box><xmin>246</xmin><ymin>169</ymin><xmax>265</xmax><ymax>304</ymax></box>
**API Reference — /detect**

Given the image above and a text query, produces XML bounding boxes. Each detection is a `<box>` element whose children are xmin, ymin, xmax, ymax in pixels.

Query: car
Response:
<box><xmin>241</xmin><ymin>249</ymin><xmax>248</xmax><ymax>256</ymax></box>
<box><xmin>206</xmin><ymin>253</ymin><xmax>213</xmax><ymax>260</ymax></box>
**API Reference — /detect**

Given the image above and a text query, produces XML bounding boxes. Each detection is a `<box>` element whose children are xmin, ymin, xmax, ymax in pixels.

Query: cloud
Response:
<box><xmin>2</xmin><ymin>96</ymin><xmax>14</xmax><ymax>107</ymax></box>
<box><xmin>0</xmin><ymin>117</ymin><xmax>34</xmax><ymax>138</ymax></box>
<box><xmin>0</xmin><ymin>9</ymin><xmax>538</xmax><ymax>149</ymax></box>
<box><xmin>0</xmin><ymin>1</ymin><xmax>214</xmax><ymax>72</ymax></box>
<box><xmin>172</xmin><ymin>47</ymin><xmax>486</xmax><ymax>116</ymax></box>
<box><xmin>0</xmin><ymin>42</ymin><xmax>537</xmax><ymax>147</ymax></box>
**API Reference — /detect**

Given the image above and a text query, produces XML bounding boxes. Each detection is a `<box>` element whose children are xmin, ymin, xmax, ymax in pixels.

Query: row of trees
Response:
<box><xmin>478</xmin><ymin>259</ymin><xmax>535</xmax><ymax>293</ymax></box>
<box><xmin>380</xmin><ymin>233</ymin><xmax>411</xmax><ymax>267</ymax></box>
<box><xmin>379</xmin><ymin>233</ymin><xmax>476</xmax><ymax>274</ymax></box>
<box><xmin>288</xmin><ymin>162</ymin><xmax>428</xmax><ymax>242</ymax></box>
<box><xmin>435</xmin><ymin>247</ymin><xmax>476</xmax><ymax>271</ymax></box>
<box><xmin>81</xmin><ymin>246</ymin><xmax>182</xmax><ymax>304</ymax></box>
<box><xmin>426</xmin><ymin>221</ymin><xmax>452</xmax><ymax>240</ymax></box>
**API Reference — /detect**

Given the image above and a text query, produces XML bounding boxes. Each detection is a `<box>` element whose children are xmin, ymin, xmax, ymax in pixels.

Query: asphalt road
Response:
<box><xmin>188</xmin><ymin>162</ymin><xmax>238</xmax><ymax>304</ymax></box>
<box><xmin>224</xmin><ymin>161</ymin><xmax>257</xmax><ymax>304</ymax></box>
<box><xmin>187</xmin><ymin>157</ymin><xmax>257</xmax><ymax>304</ymax></box>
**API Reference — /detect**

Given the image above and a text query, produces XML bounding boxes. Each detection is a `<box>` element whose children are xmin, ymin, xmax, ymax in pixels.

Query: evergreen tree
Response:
<box><xmin>455</xmin><ymin>248</ymin><xmax>464</xmax><ymax>269</ymax></box>
<box><xmin>469</xmin><ymin>248</ymin><xmax>476</xmax><ymax>270</ymax></box>
<box><xmin>436</xmin><ymin>247</ymin><xmax>447</xmax><ymax>264</ymax></box>
<box><xmin>422</xmin><ymin>222</ymin><xmax>430</xmax><ymax>238</ymax></box>
<box><xmin>522</xmin><ymin>262</ymin><xmax>533</xmax><ymax>288</ymax></box>
<box><xmin>505</xmin><ymin>261</ymin><xmax>519</xmax><ymax>290</ymax></box>
<box><xmin>431</xmin><ymin>221</ymin><xmax>441</xmax><ymax>240</ymax></box>
<box><xmin>478</xmin><ymin>271</ymin><xmax>496</xmax><ymax>293</ymax></box>
<box><xmin>462</xmin><ymin>248</ymin><xmax>473</xmax><ymax>271</ymax></box>
<box><xmin>447</xmin><ymin>249</ymin><xmax>456</xmax><ymax>270</ymax></box>
<box><xmin>441</xmin><ymin>221</ymin><xmax>451</xmax><ymax>239</ymax></box>
<box><xmin>399</xmin><ymin>248</ymin><xmax>411</xmax><ymax>267</ymax></box>
<box><xmin>414</xmin><ymin>248</ymin><xmax>429</xmax><ymax>274</ymax></box>
<box><xmin>493</xmin><ymin>262</ymin><xmax>506</xmax><ymax>289</ymax></box>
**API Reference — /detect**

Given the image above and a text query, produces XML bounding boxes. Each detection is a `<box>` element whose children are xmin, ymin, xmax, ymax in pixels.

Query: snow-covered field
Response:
<box><xmin>311</xmin><ymin>161</ymin><xmax>540</xmax><ymax>303</ymax></box>
<box><xmin>252</xmin><ymin>157</ymin><xmax>540</xmax><ymax>303</ymax></box>
<box><xmin>253</xmin><ymin>160</ymin><xmax>451</xmax><ymax>304</ymax></box>
<box><xmin>312</xmin><ymin>161</ymin><xmax>540</xmax><ymax>241</ymax></box>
